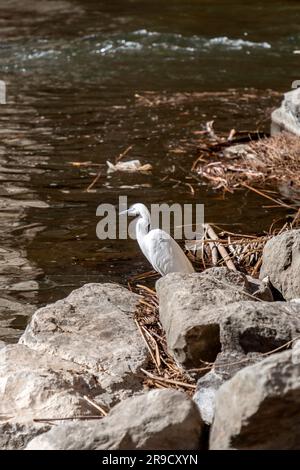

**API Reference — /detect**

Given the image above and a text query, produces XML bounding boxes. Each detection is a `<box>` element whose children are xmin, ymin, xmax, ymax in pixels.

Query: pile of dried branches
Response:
<box><xmin>188</xmin><ymin>219</ymin><xmax>299</xmax><ymax>276</ymax></box>
<box><xmin>187</xmin><ymin>223</ymin><xmax>266</xmax><ymax>276</ymax></box>
<box><xmin>129</xmin><ymin>283</ymin><xmax>199</xmax><ymax>395</ymax></box>
<box><xmin>192</xmin><ymin>130</ymin><xmax>300</xmax><ymax>203</ymax></box>
<box><xmin>132</xmin><ymin>216</ymin><xmax>300</xmax><ymax>394</ymax></box>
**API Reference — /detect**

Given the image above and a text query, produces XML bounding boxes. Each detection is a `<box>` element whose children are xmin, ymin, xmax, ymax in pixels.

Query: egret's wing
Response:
<box><xmin>144</xmin><ymin>229</ymin><xmax>194</xmax><ymax>275</ymax></box>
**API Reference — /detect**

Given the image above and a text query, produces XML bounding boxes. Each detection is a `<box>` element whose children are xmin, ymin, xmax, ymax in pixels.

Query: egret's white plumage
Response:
<box><xmin>121</xmin><ymin>203</ymin><xmax>194</xmax><ymax>276</ymax></box>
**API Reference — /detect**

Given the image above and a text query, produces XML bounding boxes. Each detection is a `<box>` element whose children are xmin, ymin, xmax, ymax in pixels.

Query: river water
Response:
<box><xmin>0</xmin><ymin>0</ymin><xmax>299</xmax><ymax>341</ymax></box>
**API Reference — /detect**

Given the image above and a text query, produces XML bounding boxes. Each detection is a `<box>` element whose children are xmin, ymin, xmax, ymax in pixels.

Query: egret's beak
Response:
<box><xmin>119</xmin><ymin>209</ymin><xmax>129</xmax><ymax>216</ymax></box>
<box><xmin>119</xmin><ymin>207</ymin><xmax>136</xmax><ymax>216</ymax></box>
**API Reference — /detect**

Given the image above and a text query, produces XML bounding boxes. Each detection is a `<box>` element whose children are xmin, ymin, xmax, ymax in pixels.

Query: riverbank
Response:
<box><xmin>1</xmin><ymin>225</ymin><xmax>300</xmax><ymax>450</ymax></box>
<box><xmin>1</xmin><ymin>85</ymin><xmax>300</xmax><ymax>449</ymax></box>
<box><xmin>1</xmin><ymin>0</ymin><xmax>300</xmax><ymax>452</ymax></box>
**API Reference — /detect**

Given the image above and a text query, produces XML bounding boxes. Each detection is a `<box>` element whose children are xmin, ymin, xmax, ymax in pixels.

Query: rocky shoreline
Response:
<box><xmin>0</xmin><ymin>227</ymin><xmax>299</xmax><ymax>450</ymax></box>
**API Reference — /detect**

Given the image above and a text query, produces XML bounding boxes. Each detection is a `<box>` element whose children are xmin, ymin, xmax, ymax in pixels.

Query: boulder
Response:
<box><xmin>219</xmin><ymin>300</ymin><xmax>300</xmax><ymax>354</ymax></box>
<box><xmin>26</xmin><ymin>389</ymin><xmax>204</xmax><ymax>450</ymax></box>
<box><xmin>271</xmin><ymin>88</ymin><xmax>300</xmax><ymax>136</ymax></box>
<box><xmin>192</xmin><ymin>300</ymin><xmax>300</xmax><ymax>424</ymax></box>
<box><xmin>0</xmin><ymin>344</ymin><xmax>104</xmax><ymax>449</ymax></box>
<box><xmin>20</xmin><ymin>283</ymin><xmax>149</xmax><ymax>404</ymax></box>
<box><xmin>210</xmin><ymin>346</ymin><xmax>300</xmax><ymax>449</ymax></box>
<box><xmin>0</xmin><ymin>283</ymin><xmax>152</xmax><ymax>449</ymax></box>
<box><xmin>260</xmin><ymin>229</ymin><xmax>300</xmax><ymax>300</ymax></box>
<box><xmin>156</xmin><ymin>268</ymin><xmax>280</xmax><ymax>368</ymax></box>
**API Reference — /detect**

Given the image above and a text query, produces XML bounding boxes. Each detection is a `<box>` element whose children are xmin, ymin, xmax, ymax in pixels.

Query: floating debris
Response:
<box><xmin>106</xmin><ymin>159</ymin><xmax>152</xmax><ymax>174</ymax></box>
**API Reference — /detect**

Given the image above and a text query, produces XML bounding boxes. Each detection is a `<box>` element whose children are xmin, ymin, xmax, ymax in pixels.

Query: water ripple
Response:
<box><xmin>0</xmin><ymin>29</ymin><xmax>272</xmax><ymax>72</ymax></box>
<box><xmin>93</xmin><ymin>30</ymin><xmax>272</xmax><ymax>56</ymax></box>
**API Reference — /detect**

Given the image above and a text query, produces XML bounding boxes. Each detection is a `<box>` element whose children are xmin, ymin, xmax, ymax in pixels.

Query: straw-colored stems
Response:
<box><xmin>204</xmin><ymin>223</ymin><xmax>237</xmax><ymax>271</ymax></box>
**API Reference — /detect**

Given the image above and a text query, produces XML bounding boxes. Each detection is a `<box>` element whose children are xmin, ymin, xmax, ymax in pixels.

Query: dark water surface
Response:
<box><xmin>0</xmin><ymin>0</ymin><xmax>299</xmax><ymax>339</ymax></box>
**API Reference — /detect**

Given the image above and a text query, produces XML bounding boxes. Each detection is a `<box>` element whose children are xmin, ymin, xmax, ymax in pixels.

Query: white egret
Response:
<box><xmin>120</xmin><ymin>203</ymin><xmax>195</xmax><ymax>276</ymax></box>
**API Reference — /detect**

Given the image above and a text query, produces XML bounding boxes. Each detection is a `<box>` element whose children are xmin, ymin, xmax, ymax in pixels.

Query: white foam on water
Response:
<box><xmin>4</xmin><ymin>29</ymin><xmax>272</xmax><ymax>68</ymax></box>
<box><xmin>93</xmin><ymin>30</ymin><xmax>272</xmax><ymax>56</ymax></box>
<box><xmin>206</xmin><ymin>36</ymin><xmax>271</xmax><ymax>50</ymax></box>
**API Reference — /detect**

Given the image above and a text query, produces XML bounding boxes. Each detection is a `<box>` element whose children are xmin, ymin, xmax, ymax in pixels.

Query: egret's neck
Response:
<box><xmin>136</xmin><ymin>213</ymin><xmax>151</xmax><ymax>245</ymax></box>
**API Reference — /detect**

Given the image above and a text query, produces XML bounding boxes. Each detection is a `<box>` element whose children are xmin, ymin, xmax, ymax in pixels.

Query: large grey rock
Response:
<box><xmin>0</xmin><ymin>344</ymin><xmax>104</xmax><ymax>449</ymax></box>
<box><xmin>26</xmin><ymin>389</ymin><xmax>204</xmax><ymax>450</ymax></box>
<box><xmin>260</xmin><ymin>229</ymin><xmax>300</xmax><ymax>300</ymax></box>
<box><xmin>224</xmin><ymin>144</ymin><xmax>254</xmax><ymax>159</ymax></box>
<box><xmin>192</xmin><ymin>300</ymin><xmax>300</xmax><ymax>424</ymax></box>
<box><xmin>0</xmin><ymin>283</ymin><xmax>151</xmax><ymax>449</ymax></box>
<box><xmin>20</xmin><ymin>283</ymin><xmax>149</xmax><ymax>404</ymax></box>
<box><xmin>271</xmin><ymin>88</ymin><xmax>300</xmax><ymax>136</ymax></box>
<box><xmin>219</xmin><ymin>300</ymin><xmax>300</xmax><ymax>354</ymax></box>
<box><xmin>156</xmin><ymin>268</ymin><xmax>276</xmax><ymax>368</ymax></box>
<box><xmin>210</xmin><ymin>348</ymin><xmax>300</xmax><ymax>449</ymax></box>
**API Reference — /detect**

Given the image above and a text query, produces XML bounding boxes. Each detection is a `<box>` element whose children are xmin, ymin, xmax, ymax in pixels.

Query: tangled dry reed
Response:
<box><xmin>192</xmin><ymin>131</ymin><xmax>300</xmax><ymax>203</ymax></box>
<box><xmin>128</xmin><ymin>283</ymin><xmax>198</xmax><ymax>395</ymax></box>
